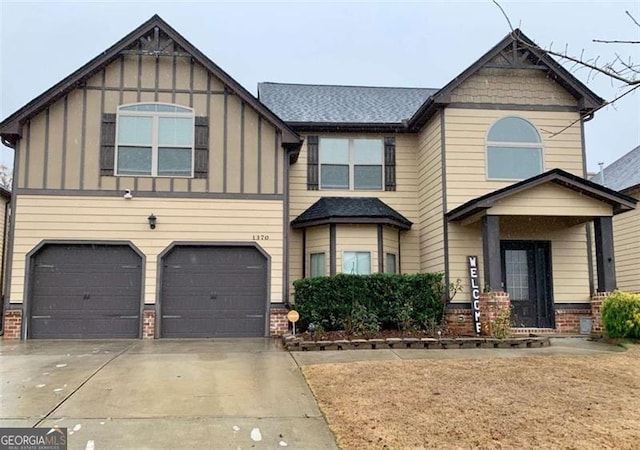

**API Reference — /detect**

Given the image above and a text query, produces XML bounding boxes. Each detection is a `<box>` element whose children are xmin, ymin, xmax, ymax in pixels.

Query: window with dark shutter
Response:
<box><xmin>100</xmin><ymin>113</ymin><xmax>117</xmax><ymax>176</ymax></box>
<box><xmin>307</xmin><ymin>136</ymin><xmax>319</xmax><ymax>190</ymax></box>
<box><xmin>105</xmin><ymin>103</ymin><xmax>208</xmax><ymax>179</ymax></box>
<box><xmin>384</xmin><ymin>137</ymin><xmax>396</xmax><ymax>191</ymax></box>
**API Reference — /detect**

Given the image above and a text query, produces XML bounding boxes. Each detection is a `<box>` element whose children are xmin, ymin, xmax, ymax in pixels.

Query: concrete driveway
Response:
<box><xmin>0</xmin><ymin>339</ymin><xmax>338</xmax><ymax>449</ymax></box>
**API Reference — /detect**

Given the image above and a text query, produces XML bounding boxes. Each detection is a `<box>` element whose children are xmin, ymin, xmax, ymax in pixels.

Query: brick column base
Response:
<box><xmin>444</xmin><ymin>309</ymin><xmax>474</xmax><ymax>336</ymax></box>
<box><xmin>3</xmin><ymin>310</ymin><xmax>23</xmax><ymax>340</ymax></box>
<box><xmin>142</xmin><ymin>310</ymin><xmax>155</xmax><ymax>339</ymax></box>
<box><xmin>480</xmin><ymin>292</ymin><xmax>511</xmax><ymax>337</ymax></box>
<box><xmin>270</xmin><ymin>306</ymin><xmax>289</xmax><ymax>336</ymax></box>
<box><xmin>591</xmin><ymin>292</ymin><xmax>611</xmax><ymax>336</ymax></box>
<box><xmin>555</xmin><ymin>309</ymin><xmax>592</xmax><ymax>334</ymax></box>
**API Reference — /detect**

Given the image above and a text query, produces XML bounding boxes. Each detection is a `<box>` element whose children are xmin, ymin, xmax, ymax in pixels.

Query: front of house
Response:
<box><xmin>0</xmin><ymin>16</ymin><xmax>635</xmax><ymax>339</ymax></box>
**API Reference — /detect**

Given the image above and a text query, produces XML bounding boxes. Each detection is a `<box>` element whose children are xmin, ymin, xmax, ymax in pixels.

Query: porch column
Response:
<box><xmin>482</xmin><ymin>215</ymin><xmax>502</xmax><ymax>292</ymax></box>
<box><xmin>594</xmin><ymin>217</ymin><xmax>616</xmax><ymax>292</ymax></box>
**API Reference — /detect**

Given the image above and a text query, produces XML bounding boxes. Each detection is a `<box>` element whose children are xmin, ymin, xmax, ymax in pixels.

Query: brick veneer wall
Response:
<box><xmin>143</xmin><ymin>310</ymin><xmax>155</xmax><ymax>339</ymax></box>
<box><xmin>270</xmin><ymin>306</ymin><xmax>289</xmax><ymax>336</ymax></box>
<box><xmin>445</xmin><ymin>308</ymin><xmax>475</xmax><ymax>336</ymax></box>
<box><xmin>479</xmin><ymin>292</ymin><xmax>511</xmax><ymax>337</ymax></box>
<box><xmin>3</xmin><ymin>310</ymin><xmax>22</xmax><ymax>340</ymax></box>
<box><xmin>591</xmin><ymin>292</ymin><xmax>611</xmax><ymax>336</ymax></box>
<box><xmin>555</xmin><ymin>308</ymin><xmax>591</xmax><ymax>334</ymax></box>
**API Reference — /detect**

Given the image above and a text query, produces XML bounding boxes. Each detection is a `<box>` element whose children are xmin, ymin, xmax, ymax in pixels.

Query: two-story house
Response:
<box><xmin>1</xmin><ymin>16</ymin><xmax>635</xmax><ymax>339</ymax></box>
<box><xmin>592</xmin><ymin>146</ymin><xmax>640</xmax><ymax>294</ymax></box>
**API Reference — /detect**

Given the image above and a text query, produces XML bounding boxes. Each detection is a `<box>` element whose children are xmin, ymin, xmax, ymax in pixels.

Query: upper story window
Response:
<box><xmin>116</xmin><ymin>103</ymin><xmax>194</xmax><ymax>177</ymax></box>
<box><xmin>320</xmin><ymin>138</ymin><xmax>383</xmax><ymax>190</ymax></box>
<box><xmin>486</xmin><ymin>117</ymin><xmax>543</xmax><ymax>180</ymax></box>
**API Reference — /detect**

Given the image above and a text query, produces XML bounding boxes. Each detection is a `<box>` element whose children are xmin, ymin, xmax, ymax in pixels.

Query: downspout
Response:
<box><xmin>282</xmin><ymin>144</ymin><xmax>301</xmax><ymax>307</ymax></box>
<box><xmin>0</xmin><ymin>135</ymin><xmax>17</xmax><ymax>336</ymax></box>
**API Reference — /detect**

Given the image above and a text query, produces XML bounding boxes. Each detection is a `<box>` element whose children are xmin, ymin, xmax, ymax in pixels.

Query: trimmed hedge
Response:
<box><xmin>292</xmin><ymin>273</ymin><xmax>445</xmax><ymax>332</ymax></box>
<box><xmin>602</xmin><ymin>291</ymin><xmax>640</xmax><ymax>339</ymax></box>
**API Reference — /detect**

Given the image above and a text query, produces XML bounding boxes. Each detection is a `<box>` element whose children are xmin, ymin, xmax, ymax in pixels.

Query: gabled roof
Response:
<box><xmin>408</xmin><ymin>29</ymin><xmax>605</xmax><ymax>130</ymax></box>
<box><xmin>291</xmin><ymin>197</ymin><xmax>413</xmax><ymax>230</ymax></box>
<box><xmin>258</xmin><ymin>29</ymin><xmax>605</xmax><ymax>132</ymax></box>
<box><xmin>258</xmin><ymin>82</ymin><xmax>437</xmax><ymax>127</ymax></box>
<box><xmin>447</xmin><ymin>168</ymin><xmax>637</xmax><ymax>222</ymax></box>
<box><xmin>0</xmin><ymin>15</ymin><xmax>301</xmax><ymax>148</ymax></box>
<box><xmin>590</xmin><ymin>145</ymin><xmax>640</xmax><ymax>193</ymax></box>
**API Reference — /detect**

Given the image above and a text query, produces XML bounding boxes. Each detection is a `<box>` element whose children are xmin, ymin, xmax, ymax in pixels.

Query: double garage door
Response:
<box><xmin>28</xmin><ymin>244</ymin><xmax>267</xmax><ymax>339</ymax></box>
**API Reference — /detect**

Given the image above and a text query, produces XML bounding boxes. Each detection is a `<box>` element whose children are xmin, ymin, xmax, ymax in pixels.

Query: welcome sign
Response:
<box><xmin>468</xmin><ymin>256</ymin><xmax>482</xmax><ymax>336</ymax></box>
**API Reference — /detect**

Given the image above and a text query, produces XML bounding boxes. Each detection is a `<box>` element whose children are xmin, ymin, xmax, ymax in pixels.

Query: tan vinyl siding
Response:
<box><xmin>306</xmin><ymin>225</ymin><xmax>330</xmax><ymax>277</ymax></box>
<box><xmin>488</xmin><ymin>184</ymin><xmax>613</xmax><ymax>217</ymax></box>
<box><xmin>614</xmin><ymin>192</ymin><xmax>640</xmax><ymax>292</ymax></box>
<box><xmin>448</xmin><ymin>216</ymin><xmax>592</xmax><ymax>305</ymax></box>
<box><xmin>450</xmin><ymin>67</ymin><xmax>577</xmax><ymax>106</ymax></box>
<box><xmin>17</xmin><ymin>54</ymin><xmax>283</xmax><ymax>195</ymax></box>
<box><xmin>336</xmin><ymin>225</ymin><xmax>378</xmax><ymax>274</ymax></box>
<box><xmin>417</xmin><ymin>115</ymin><xmax>444</xmax><ymax>273</ymax></box>
<box><xmin>288</xmin><ymin>133</ymin><xmax>420</xmax><ymax>291</ymax></box>
<box><xmin>382</xmin><ymin>226</ymin><xmax>399</xmax><ymax>273</ymax></box>
<box><xmin>444</xmin><ymin>108</ymin><xmax>584</xmax><ymax>211</ymax></box>
<box><xmin>9</xmin><ymin>195</ymin><xmax>284</xmax><ymax>305</ymax></box>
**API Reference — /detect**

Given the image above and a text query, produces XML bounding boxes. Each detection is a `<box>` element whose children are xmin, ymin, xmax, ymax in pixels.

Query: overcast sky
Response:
<box><xmin>1</xmin><ymin>0</ymin><xmax>639</xmax><ymax>174</ymax></box>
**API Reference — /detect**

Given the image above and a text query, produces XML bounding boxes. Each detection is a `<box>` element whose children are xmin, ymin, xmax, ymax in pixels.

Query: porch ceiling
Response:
<box><xmin>447</xmin><ymin>168</ymin><xmax>637</xmax><ymax>222</ymax></box>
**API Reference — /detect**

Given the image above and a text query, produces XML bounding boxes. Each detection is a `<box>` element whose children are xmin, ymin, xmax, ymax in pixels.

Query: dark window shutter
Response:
<box><xmin>384</xmin><ymin>137</ymin><xmax>396</xmax><ymax>191</ymax></box>
<box><xmin>100</xmin><ymin>113</ymin><xmax>116</xmax><ymax>176</ymax></box>
<box><xmin>307</xmin><ymin>136</ymin><xmax>319</xmax><ymax>190</ymax></box>
<box><xmin>193</xmin><ymin>116</ymin><xmax>209</xmax><ymax>179</ymax></box>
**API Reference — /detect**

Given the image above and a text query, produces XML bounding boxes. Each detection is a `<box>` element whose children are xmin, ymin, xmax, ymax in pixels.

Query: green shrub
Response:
<box><xmin>292</xmin><ymin>273</ymin><xmax>445</xmax><ymax>333</ymax></box>
<box><xmin>602</xmin><ymin>291</ymin><xmax>640</xmax><ymax>339</ymax></box>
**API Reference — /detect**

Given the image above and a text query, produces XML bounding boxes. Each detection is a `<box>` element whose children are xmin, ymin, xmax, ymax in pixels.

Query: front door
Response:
<box><xmin>501</xmin><ymin>241</ymin><xmax>554</xmax><ymax>328</ymax></box>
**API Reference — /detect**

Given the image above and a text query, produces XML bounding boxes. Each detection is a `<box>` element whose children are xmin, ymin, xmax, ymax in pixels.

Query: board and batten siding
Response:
<box><xmin>444</xmin><ymin>108</ymin><xmax>584</xmax><ymax>211</ymax></box>
<box><xmin>614</xmin><ymin>192</ymin><xmax>640</xmax><ymax>292</ymax></box>
<box><xmin>17</xmin><ymin>50</ymin><xmax>283</xmax><ymax>195</ymax></box>
<box><xmin>288</xmin><ymin>133</ymin><xmax>420</xmax><ymax>294</ymax></box>
<box><xmin>448</xmin><ymin>216</ymin><xmax>592</xmax><ymax>305</ymax></box>
<box><xmin>9</xmin><ymin>196</ymin><xmax>284</xmax><ymax>305</ymax></box>
<box><xmin>417</xmin><ymin>114</ymin><xmax>444</xmax><ymax>273</ymax></box>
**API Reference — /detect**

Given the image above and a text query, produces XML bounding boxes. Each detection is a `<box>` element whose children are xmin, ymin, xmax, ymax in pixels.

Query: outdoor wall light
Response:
<box><xmin>148</xmin><ymin>213</ymin><xmax>157</xmax><ymax>230</ymax></box>
<box><xmin>123</xmin><ymin>189</ymin><xmax>133</xmax><ymax>199</ymax></box>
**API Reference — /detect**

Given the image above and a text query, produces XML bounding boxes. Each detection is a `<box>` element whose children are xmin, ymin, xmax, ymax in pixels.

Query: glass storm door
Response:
<box><xmin>501</xmin><ymin>241</ymin><xmax>553</xmax><ymax>328</ymax></box>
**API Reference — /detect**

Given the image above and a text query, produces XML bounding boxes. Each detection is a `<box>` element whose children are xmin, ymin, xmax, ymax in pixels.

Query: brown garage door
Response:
<box><xmin>160</xmin><ymin>245</ymin><xmax>267</xmax><ymax>338</ymax></box>
<box><xmin>29</xmin><ymin>244</ymin><xmax>142</xmax><ymax>339</ymax></box>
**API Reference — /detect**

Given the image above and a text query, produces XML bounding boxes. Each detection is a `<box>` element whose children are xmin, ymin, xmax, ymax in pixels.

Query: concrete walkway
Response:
<box><xmin>290</xmin><ymin>337</ymin><xmax>625</xmax><ymax>366</ymax></box>
<box><xmin>0</xmin><ymin>339</ymin><xmax>338</xmax><ymax>449</ymax></box>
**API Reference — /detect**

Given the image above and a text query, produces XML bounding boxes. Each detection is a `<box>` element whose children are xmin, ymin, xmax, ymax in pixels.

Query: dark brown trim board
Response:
<box><xmin>377</xmin><ymin>224</ymin><xmax>384</xmax><ymax>273</ymax></box>
<box><xmin>14</xmin><ymin>188</ymin><xmax>283</xmax><ymax>200</ymax></box>
<box><xmin>329</xmin><ymin>224</ymin><xmax>336</xmax><ymax>276</ymax></box>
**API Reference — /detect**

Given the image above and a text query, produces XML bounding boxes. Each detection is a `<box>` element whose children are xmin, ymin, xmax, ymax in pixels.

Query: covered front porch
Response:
<box><xmin>446</xmin><ymin>169</ymin><xmax>637</xmax><ymax>333</ymax></box>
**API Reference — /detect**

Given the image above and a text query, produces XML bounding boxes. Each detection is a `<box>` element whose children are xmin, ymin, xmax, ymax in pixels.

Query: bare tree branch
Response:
<box><xmin>541</xmin><ymin>84</ymin><xmax>640</xmax><ymax>137</ymax></box>
<box><xmin>626</xmin><ymin>10</ymin><xmax>640</xmax><ymax>28</ymax></box>
<box><xmin>593</xmin><ymin>39</ymin><xmax>640</xmax><ymax>44</ymax></box>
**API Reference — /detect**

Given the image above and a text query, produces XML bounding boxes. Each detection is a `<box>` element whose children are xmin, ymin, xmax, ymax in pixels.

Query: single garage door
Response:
<box><xmin>161</xmin><ymin>245</ymin><xmax>267</xmax><ymax>338</ymax></box>
<box><xmin>29</xmin><ymin>244</ymin><xmax>142</xmax><ymax>339</ymax></box>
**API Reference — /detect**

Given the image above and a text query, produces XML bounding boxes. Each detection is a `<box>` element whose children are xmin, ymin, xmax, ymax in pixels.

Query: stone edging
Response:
<box><xmin>282</xmin><ymin>334</ymin><xmax>551</xmax><ymax>352</ymax></box>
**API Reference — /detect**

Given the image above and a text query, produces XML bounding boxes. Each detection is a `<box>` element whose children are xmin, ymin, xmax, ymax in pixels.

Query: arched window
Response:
<box><xmin>116</xmin><ymin>103</ymin><xmax>194</xmax><ymax>177</ymax></box>
<box><xmin>486</xmin><ymin>117</ymin><xmax>543</xmax><ymax>180</ymax></box>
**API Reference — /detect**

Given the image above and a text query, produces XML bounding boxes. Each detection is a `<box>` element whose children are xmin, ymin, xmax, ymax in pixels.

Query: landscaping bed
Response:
<box><xmin>282</xmin><ymin>333</ymin><xmax>550</xmax><ymax>351</ymax></box>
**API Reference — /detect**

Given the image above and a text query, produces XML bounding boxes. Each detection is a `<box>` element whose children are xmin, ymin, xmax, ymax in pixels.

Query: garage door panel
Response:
<box><xmin>161</xmin><ymin>246</ymin><xmax>267</xmax><ymax>338</ymax></box>
<box><xmin>29</xmin><ymin>244</ymin><xmax>142</xmax><ymax>339</ymax></box>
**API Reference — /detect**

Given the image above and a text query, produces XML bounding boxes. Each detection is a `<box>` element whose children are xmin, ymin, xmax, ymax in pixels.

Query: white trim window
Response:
<box><xmin>385</xmin><ymin>253</ymin><xmax>397</xmax><ymax>274</ymax></box>
<box><xmin>116</xmin><ymin>103</ymin><xmax>195</xmax><ymax>177</ymax></box>
<box><xmin>343</xmin><ymin>251</ymin><xmax>371</xmax><ymax>275</ymax></box>
<box><xmin>310</xmin><ymin>252</ymin><xmax>326</xmax><ymax>278</ymax></box>
<box><xmin>319</xmin><ymin>138</ymin><xmax>383</xmax><ymax>190</ymax></box>
<box><xmin>486</xmin><ymin>117</ymin><xmax>543</xmax><ymax>180</ymax></box>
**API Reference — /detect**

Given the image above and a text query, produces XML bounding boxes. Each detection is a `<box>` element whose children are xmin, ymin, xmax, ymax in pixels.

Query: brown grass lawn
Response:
<box><xmin>303</xmin><ymin>345</ymin><xmax>640</xmax><ymax>449</ymax></box>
